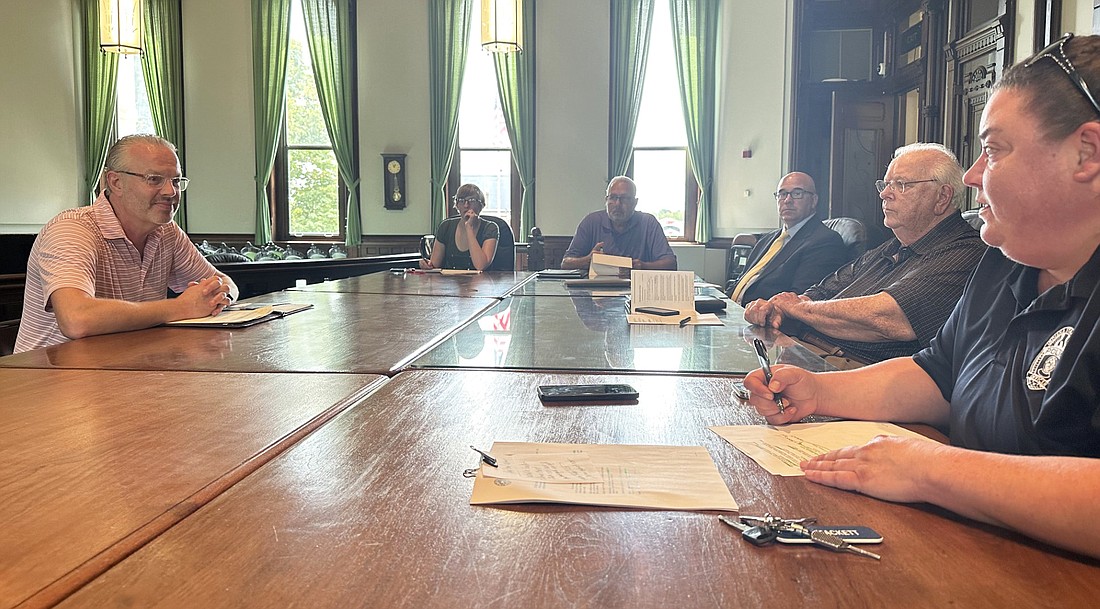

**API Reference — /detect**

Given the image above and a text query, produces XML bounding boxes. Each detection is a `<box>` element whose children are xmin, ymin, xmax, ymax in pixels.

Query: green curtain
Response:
<box><xmin>669</xmin><ymin>0</ymin><xmax>718</xmax><ymax>243</ymax></box>
<box><xmin>301</xmin><ymin>0</ymin><xmax>361</xmax><ymax>246</ymax></box>
<box><xmin>142</xmin><ymin>0</ymin><xmax>187</xmax><ymax>230</ymax></box>
<box><xmin>81</xmin><ymin>0</ymin><xmax>119</xmax><ymax>206</ymax></box>
<box><xmin>428</xmin><ymin>0</ymin><xmax>473</xmax><ymax>231</ymax></box>
<box><xmin>608</xmin><ymin>0</ymin><xmax>655</xmax><ymax>180</ymax></box>
<box><xmin>492</xmin><ymin>0</ymin><xmax>536</xmax><ymax>238</ymax></box>
<box><xmin>251</xmin><ymin>0</ymin><xmax>292</xmax><ymax>244</ymax></box>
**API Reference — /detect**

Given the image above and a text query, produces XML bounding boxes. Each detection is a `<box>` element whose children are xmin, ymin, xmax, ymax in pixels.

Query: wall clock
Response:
<box><xmin>382</xmin><ymin>153</ymin><xmax>407</xmax><ymax>210</ymax></box>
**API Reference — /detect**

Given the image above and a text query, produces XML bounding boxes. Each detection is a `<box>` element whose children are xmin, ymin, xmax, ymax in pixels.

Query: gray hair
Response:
<box><xmin>99</xmin><ymin>134</ymin><xmax>178</xmax><ymax>196</ymax></box>
<box><xmin>893</xmin><ymin>142</ymin><xmax>965</xmax><ymax>209</ymax></box>
<box><xmin>606</xmin><ymin>175</ymin><xmax>637</xmax><ymax>198</ymax></box>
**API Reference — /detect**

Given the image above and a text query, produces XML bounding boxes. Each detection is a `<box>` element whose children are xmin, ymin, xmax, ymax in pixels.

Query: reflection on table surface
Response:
<box><xmin>408</xmin><ymin>294</ymin><xmax>833</xmax><ymax>375</ymax></box>
<box><xmin>288</xmin><ymin>270</ymin><xmax>535</xmax><ymax>298</ymax></box>
<box><xmin>0</xmin><ymin>290</ymin><xmax>497</xmax><ymax>375</ymax></box>
<box><xmin>53</xmin><ymin>370</ymin><xmax>1100</xmax><ymax>609</ymax></box>
<box><xmin>509</xmin><ymin>275</ymin><xmax>726</xmax><ymax>299</ymax></box>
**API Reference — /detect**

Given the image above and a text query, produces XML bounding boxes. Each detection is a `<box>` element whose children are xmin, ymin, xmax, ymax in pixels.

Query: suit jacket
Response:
<box><xmin>734</xmin><ymin>220</ymin><xmax>850</xmax><ymax>305</ymax></box>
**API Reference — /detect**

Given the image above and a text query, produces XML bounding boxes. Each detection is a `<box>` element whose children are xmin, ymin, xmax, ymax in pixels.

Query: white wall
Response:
<box><xmin>182</xmin><ymin>0</ymin><xmax>256</xmax><ymax>234</ymax></box>
<box><xmin>0</xmin><ymin>0</ymin><xmax>82</xmax><ymax>234</ymax></box>
<box><xmin>359</xmin><ymin>0</ymin><xmax>433</xmax><ymax>235</ymax></box>
<box><xmin>533</xmin><ymin>0</ymin><xmax>613</xmax><ymax>236</ymax></box>
<box><xmin>1064</xmin><ymin>0</ymin><xmax>1096</xmax><ymax>32</ymax></box>
<box><xmin>713</xmin><ymin>0</ymin><xmax>792</xmax><ymax>236</ymax></box>
<box><xmin>0</xmin><ymin>0</ymin><xmax>791</xmax><ymax>259</ymax></box>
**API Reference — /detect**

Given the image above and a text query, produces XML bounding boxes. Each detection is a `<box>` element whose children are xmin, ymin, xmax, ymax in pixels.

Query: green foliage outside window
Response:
<box><xmin>286</xmin><ymin>37</ymin><xmax>339</xmax><ymax>235</ymax></box>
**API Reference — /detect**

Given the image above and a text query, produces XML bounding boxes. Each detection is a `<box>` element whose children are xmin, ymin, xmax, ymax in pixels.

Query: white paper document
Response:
<box><xmin>589</xmin><ymin>252</ymin><xmax>632</xmax><ymax>278</ymax></box>
<box><xmin>470</xmin><ymin>442</ymin><xmax>738</xmax><ymax>511</ymax></box>
<box><xmin>710</xmin><ymin>421</ymin><xmax>940</xmax><ymax>476</ymax></box>
<box><xmin>481</xmin><ymin>452</ymin><xmax>603</xmax><ymax>483</ymax></box>
<box><xmin>628</xmin><ymin>270</ymin><xmax>696</xmax><ymax>325</ymax></box>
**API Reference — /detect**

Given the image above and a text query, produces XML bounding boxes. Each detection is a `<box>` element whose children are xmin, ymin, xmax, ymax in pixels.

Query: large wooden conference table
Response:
<box><xmin>0</xmin><ymin>290</ymin><xmax>496</xmax><ymax>375</ymax></box>
<box><xmin>0</xmin><ymin>367</ymin><xmax>383</xmax><ymax>609</ymax></box>
<box><xmin>52</xmin><ymin>370</ymin><xmax>1100</xmax><ymax>609</ymax></box>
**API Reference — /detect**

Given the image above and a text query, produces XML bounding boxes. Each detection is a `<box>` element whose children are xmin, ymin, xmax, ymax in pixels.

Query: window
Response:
<box><xmin>273</xmin><ymin>0</ymin><xmax>355</xmax><ymax>241</ymax></box>
<box><xmin>115</xmin><ymin>54</ymin><xmax>154</xmax><ymax>138</ymax></box>
<box><xmin>631</xmin><ymin>1</ymin><xmax>696</xmax><ymax>241</ymax></box>
<box><xmin>449</xmin><ymin>0</ymin><xmax>520</xmax><ymax>232</ymax></box>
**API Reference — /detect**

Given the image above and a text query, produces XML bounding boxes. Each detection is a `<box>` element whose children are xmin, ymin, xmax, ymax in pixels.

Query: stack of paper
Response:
<box><xmin>589</xmin><ymin>252</ymin><xmax>632</xmax><ymax>279</ymax></box>
<box><xmin>627</xmin><ymin>270</ymin><xmax>698</xmax><ymax>325</ymax></box>
<box><xmin>469</xmin><ymin>441</ymin><xmax>738</xmax><ymax>511</ymax></box>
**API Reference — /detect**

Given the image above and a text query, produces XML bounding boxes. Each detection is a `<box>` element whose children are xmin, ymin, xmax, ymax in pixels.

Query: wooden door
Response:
<box><xmin>828</xmin><ymin>91</ymin><xmax>895</xmax><ymax>248</ymax></box>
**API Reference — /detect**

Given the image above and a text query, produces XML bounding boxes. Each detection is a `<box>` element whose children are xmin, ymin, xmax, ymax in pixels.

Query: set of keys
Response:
<box><xmin>719</xmin><ymin>513</ymin><xmax>881</xmax><ymax>560</ymax></box>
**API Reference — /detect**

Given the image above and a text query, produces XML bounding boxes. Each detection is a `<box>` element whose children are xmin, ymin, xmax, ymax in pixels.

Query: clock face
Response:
<box><xmin>387</xmin><ymin>160</ymin><xmax>402</xmax><ymax>174</ymax></box>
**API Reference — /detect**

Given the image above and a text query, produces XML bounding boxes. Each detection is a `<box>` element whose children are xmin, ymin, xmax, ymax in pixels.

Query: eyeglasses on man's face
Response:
<box><xmin>452</xmin><ymin>196</ymin><xmax>482</xmax><ymax>206</ymax></box>
<box><xmin>1024</xmin><ymin>32</ymin><xmax>1100</xmax><ymax>117</ymax></box>
<box><xmin>114</xmin><ymin>170</ymin><xmax>190</xmax><ymax>192</ymax></box>
<box><xmin>605</xmin><ymin>194</ymin><xmax>635</xmax><ymax>203</ymax></box>
<box><xmin>875</xmin><ymin>179</ymin><xmax>937</xmax><ymax>194</ymax></box>
<box><xmin>773</xmin><ymin>188</ymin><xmax>814</xmax><ymax>200</ymax></box>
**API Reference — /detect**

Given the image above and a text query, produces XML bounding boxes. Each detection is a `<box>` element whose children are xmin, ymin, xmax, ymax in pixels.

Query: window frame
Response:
<box><xmin>446</xmin><ymin>140</ymin><xmax>523</xmax><ymax>237</ymax></box>
<box><xmin>273</xmin><ymin>122</ymin><xmax>349</xmax><ymax>241</ymax></box>
<box><xmin>626</xmin><ymin>146</ymin><xmax>700</xmax><ymax>242</ymax></box>
<box><xmin>271</xmin><ymin>0</ymin><xmax>360</xmax><ymax>244</ymax></box>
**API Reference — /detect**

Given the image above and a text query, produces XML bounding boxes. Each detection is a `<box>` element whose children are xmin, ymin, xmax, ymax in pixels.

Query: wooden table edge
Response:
<box><xmin>16</xmin><ymin>375</ymin><xmax>390</xmax><ymax>609</ymax></box>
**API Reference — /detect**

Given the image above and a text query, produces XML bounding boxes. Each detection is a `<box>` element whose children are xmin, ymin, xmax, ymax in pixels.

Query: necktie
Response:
<box><xmin>731</xmin><ymin>230</ymin><xmax>788</xmax><ymax>303</ymax></box>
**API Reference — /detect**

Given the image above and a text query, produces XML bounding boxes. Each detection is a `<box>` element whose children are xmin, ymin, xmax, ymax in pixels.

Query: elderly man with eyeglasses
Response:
<box><xmin>560</xmin><ymin>176</ymin><xmax>677</xmax><ymax>271</ymax></box>
<box><xmin>743</xmin><ymin>143</ymin><xmax>986</xmax><ymax>366</ymax></box>
<box><xmin>15</xmin><ymin>134</ymin><xmax>237</xmax><ymax>353</ymax></box>
<box><xmin>728</xmin><ymin>172</ymin><xmax>849</xmax><ymax>306</ymax></box>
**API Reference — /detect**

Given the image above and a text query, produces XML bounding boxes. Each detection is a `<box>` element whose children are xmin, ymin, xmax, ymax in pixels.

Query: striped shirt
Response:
<box><xmin>798</xmin><ymin>211</ymin><xmax>988</xmax><ymax>363</ymax></box>
<box><xmin>15</xmin><ymin>194</ymin><xmax>223</xmax><ymax>352</ymax></box>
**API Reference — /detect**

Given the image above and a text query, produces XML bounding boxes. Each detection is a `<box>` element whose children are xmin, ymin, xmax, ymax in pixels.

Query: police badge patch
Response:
<box><xmin>1026</xmin><ymin>326</ymin><xmax>1075</xmax><ymax>391</ymax></box>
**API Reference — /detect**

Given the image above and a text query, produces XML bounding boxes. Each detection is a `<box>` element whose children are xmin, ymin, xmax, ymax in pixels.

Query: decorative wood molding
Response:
<box><xmin>962</xmin><ymin>62</ymin><xmax>997</xmax><ymax>104</ymax></box>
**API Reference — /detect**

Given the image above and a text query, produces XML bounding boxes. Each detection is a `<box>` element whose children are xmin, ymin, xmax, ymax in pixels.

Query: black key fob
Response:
<box><xmin>742</xmin><ymin>526</ymin><xmax>778</xmax><ymax>546</ymax></box>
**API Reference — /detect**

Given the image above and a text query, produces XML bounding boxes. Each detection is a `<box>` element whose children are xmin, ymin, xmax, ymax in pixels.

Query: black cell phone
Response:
<box><xmin>635</xmin><ymin>306</ymin><xmax>679</xmax><ymax>316</ymax></box>
<box><xmin>537</xmin><ymin>383</ymin><xmax>640</xmax><ymax>402</ymax></box>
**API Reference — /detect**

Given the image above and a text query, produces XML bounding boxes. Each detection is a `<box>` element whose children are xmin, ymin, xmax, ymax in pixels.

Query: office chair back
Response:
<box><xmin>0</xmin><ymin>318</ymin><xmax>19</xmax><ymax>356</ymax></box>
<box><xmin>823</xmin><ymin>217</ymin><xmax>867</xmax><ymax>261</ymax></box>
<box><xmin>481</xmin><ymin>215</ymin><xmax>515</xmax><ymax>271</ymax></box>
<box><xmin>420</xmin><ymin>234</ymin><xmax>435</xmax><ymax>260</ymax></box>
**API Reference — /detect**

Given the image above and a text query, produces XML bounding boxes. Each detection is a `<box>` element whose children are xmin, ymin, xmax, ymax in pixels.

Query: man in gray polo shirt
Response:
<box><xmin>561</xmin><ymin>176</ymin><xmax>677</xmax><ymax>271</ymax></box>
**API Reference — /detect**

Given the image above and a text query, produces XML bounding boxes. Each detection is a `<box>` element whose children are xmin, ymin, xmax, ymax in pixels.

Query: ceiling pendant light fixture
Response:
<box><xmin>481</xmin><ymin>0</ymin><xmax>523</xmax><ymax>53</ymax></box>
<box><xmin>99</xmin><ymin>0</ymin><xmax>144</xmax><ymax>55</ymax></box>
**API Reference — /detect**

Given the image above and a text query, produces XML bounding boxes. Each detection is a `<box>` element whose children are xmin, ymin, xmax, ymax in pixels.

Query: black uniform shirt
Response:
<box><xmin>914</xmin><ymin>245</ymin><xmax>1100</xmax><ymax>456</ymax></box>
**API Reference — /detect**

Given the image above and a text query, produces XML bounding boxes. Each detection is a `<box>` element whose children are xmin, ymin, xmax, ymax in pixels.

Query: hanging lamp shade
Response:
<box><xmin>481</xmin><ymin>0</ymin><xmax>523</xmax><ymax>53</ymax></box>
<box><xmin>99</xmin><ymin>0</ymin><xmax>144</xmax><ymax>55</ymax></box>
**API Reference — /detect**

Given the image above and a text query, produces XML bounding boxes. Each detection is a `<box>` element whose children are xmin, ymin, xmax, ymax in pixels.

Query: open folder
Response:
<box><xmin>166</xmin><ymin>302</ymin><xmax>313</xmax><ymax>328</ymax></box>
<box><xmin>626</xmin><ymin>270</ymin><xmax>696</xmax><ymax>325</ymax></box>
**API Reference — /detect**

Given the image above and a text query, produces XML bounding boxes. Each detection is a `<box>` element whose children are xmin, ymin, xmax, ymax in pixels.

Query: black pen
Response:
<box><xmin>470</xmin><ymin>445</ymin><xmax>498</xmax><ymax>467</ymax></box>
<box><xmin>679</xmin><ymin>316</ymin><xmax>691</xmax><ymax>327</ymax></box>
<box><xmin>752</xmin><ymin>339</ymin><xmax>786</xmax><ymax>413</ymax></box>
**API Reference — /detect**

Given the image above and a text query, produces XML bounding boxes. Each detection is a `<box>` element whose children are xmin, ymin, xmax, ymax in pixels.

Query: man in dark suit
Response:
<box><xmin>729</xmin><ymin>172</ymin><xmax>848</xmax><ymax>305</ymax></box>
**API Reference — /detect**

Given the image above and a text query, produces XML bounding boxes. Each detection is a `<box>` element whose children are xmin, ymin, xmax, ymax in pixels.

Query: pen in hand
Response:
<box><xmin>752</xmin><ymin>338</ymin><xmax>786</xmax><ymax>413</ymax></box>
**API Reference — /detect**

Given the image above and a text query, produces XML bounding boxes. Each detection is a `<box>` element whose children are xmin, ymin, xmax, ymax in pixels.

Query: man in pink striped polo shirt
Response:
<box><xmin>15</xmin><ymin>135</ymin><xmax>237</xmax><ymax>353</ymax></box>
